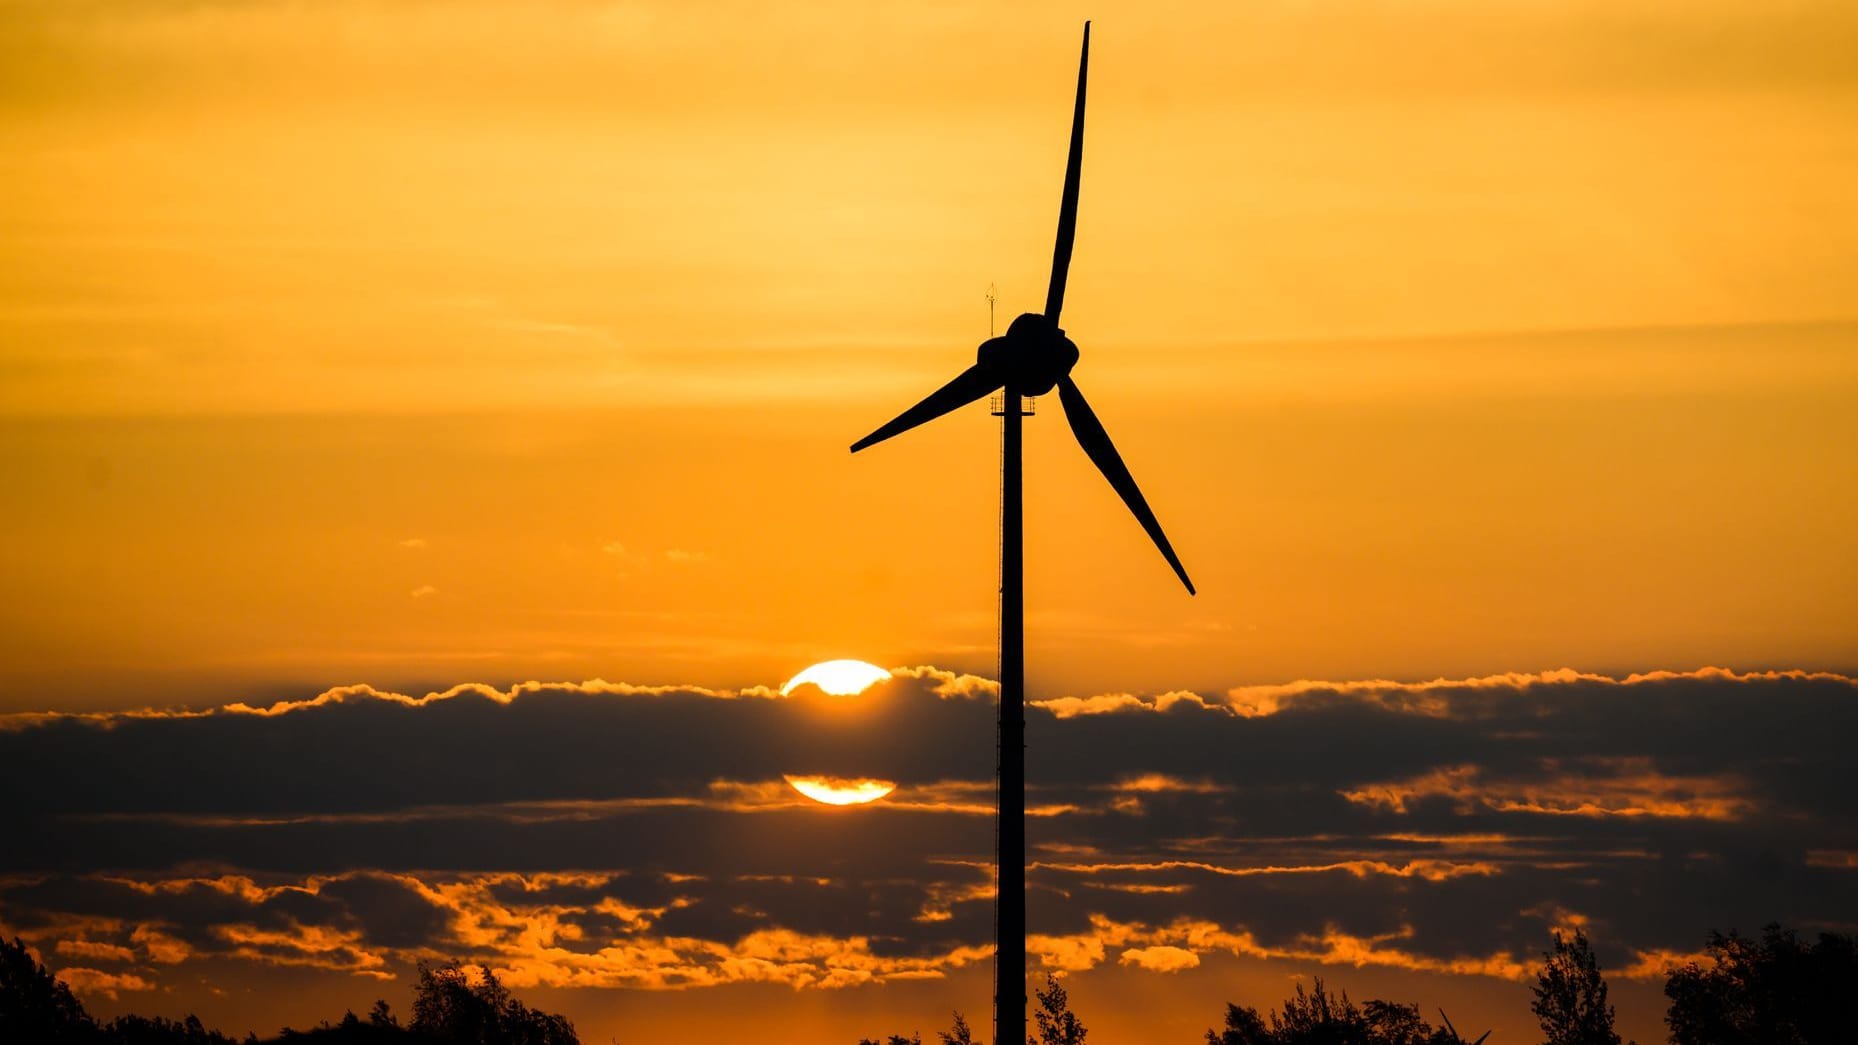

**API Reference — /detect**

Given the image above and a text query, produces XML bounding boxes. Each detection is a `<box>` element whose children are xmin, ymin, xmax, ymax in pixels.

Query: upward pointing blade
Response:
<box><xmin>1056</xmin><ymin>375</ymin><xmax>1195</xmax><ymax>594</ymax></box>
<box><xmin>1044</xmin><ymin>22</ymin><xmax>1089</xmax><ymax>325</ymax></box>
<box><xmin>850</xmin><ymin>363</ymin><xmax>1004</xmax><ymax>453</ymax></box>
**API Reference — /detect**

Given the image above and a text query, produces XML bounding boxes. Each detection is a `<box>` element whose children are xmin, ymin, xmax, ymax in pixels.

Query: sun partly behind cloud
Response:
<box><xmin>780</xmin><ymin>659</ymin><xmax>894</xmax><ymax>697</ymax></box>
<box><xmin>782</xmin><ymin>774</ymin><xmax>899</xmax><ymax>806</ymax></box>
<box><xmin>779</xmin><ymin>660</ymin><xmax>899</xmax><ymax>803</ymax></box>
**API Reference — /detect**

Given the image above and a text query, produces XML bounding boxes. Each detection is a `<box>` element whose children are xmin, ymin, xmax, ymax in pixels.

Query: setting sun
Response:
<box><xmin>783</xmin><ymin>775</ymin><xmax>899</xmax><ymax>806</ymax></box>
<box><xmin>779</xmin><ymin>660</ymin><xmax>893</xmax><ymax>696</ymax></box>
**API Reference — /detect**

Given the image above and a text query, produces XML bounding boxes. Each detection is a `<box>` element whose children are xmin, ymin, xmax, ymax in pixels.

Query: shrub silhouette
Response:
<box><xmin>1206</xmin><ymin>978</ymin><xmax>1480</xmax><ymax>1045</ymax></box>
<box><xmin>1032</xmin><ymin>974</ymin><xmax>1088</xmax><ymax>1045</ymax></box>
<box><xmin>1531</xmin><ymin>930</ymin><xmax>1621</xmax><ymax>1045</ymax></box>
<box><xmin>103</xmin><ymin>1013</ymin><xmax>239</xmax><ymax>1044</ymax></box>
<box><xmin>940</xmin><ymin>1011</ymin><xmax>977</xmax><ymax>1045</ymax></box>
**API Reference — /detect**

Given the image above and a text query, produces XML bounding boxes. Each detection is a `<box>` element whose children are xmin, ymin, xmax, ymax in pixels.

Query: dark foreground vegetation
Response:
<box><xmin>6</xmin><ymin>925</ymin><xmax>1856</xmax><ymax>1044</ymax></box>
<box><xmin>0</xmin><ymin>945</ymin><xmax>574</xmax><ymax>1045</ymax></box>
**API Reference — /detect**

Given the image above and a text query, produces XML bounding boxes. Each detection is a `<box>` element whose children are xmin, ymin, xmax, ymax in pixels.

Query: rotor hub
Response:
<box><xmin>976</xmin><ymin>312</ymin><xmax>1079</xmax><ymax>396</ymax></box>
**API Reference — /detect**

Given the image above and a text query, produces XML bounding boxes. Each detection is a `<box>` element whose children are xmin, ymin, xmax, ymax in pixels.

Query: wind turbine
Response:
<box><xmin>849</xmin><ymin>22</ymin><xmax>1194</xmax><ymax>1045</ymax></box>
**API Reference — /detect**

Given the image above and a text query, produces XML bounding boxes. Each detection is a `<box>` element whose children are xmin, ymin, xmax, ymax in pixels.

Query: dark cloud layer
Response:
<box><xmin>4</xmin><ymin>666</ymin><xmax>1856</xmax><ymax>997</ymax></box>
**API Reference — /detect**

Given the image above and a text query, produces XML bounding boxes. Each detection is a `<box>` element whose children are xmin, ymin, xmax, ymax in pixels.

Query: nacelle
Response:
<box><xmin>976</xmin><ymin>312</ymin><xmax>1080</xmax><ymax>396</ymax></box>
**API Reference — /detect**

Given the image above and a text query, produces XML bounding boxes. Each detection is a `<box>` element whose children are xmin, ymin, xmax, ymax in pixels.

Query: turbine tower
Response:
<box><xmin>850</xmin><ymin>23</ymin><xmax>1194</xmax><ymax>1045</ymax></box>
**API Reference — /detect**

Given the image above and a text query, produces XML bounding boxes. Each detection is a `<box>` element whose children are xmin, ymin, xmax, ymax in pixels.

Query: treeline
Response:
<box><xmin>0</xmin><ymin>942</ymin><xmax>575</xmax><ymax>1045</ymax></box>
<box><xmin>861</xmin><ymin>925</ymin><xmax>1858</xmax><ymax>1045</ymax></box>
<box><xmin>7</xmin><ymin>924</ymin><xmax>1858</xmax><ymax>1044</ymax></box>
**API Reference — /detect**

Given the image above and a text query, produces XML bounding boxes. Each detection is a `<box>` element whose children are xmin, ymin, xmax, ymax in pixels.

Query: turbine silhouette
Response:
<box><xmin>849</xmin><ymin>22</ymin><xmax>1194</xmax><ymax>1045</ymax></box>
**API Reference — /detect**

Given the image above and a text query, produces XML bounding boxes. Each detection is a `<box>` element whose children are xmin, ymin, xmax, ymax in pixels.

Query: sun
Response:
<box><xmin>780</xmin><ymin>659</ymin><xmax>892</xmax><ymax>696</ymax></box>
<box><xmin>783</xmin><ymin>775</ymin><xmax>898</xmax><ymax>806</ymax></box>
<box><xmin>780</xmin><ymin>660</ymin><xmax>896</xmax><ymax>805</ymax></box>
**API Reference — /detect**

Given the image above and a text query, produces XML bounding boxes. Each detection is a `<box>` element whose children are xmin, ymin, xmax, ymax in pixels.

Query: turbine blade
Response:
<box><xmin>1056</xmin><ymin>375</ymin><xmax>1195</xmax><ymax>594</ymax></box>
<box><xmin>850</xmin><ymin>363</ymin><xmax>1003</xmax><ymax>453</ymax></box>
<box><xmin>1044</xmin><ymin>21</ymin><xmax>1089</xmax><ymax>325</ymax></box>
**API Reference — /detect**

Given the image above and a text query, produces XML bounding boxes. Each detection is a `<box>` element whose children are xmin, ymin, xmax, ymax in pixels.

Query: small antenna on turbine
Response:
<box><xmin>985</xmin><ymin>283</ymin><xmax>1034</xmax><ymax>417</ymax></box>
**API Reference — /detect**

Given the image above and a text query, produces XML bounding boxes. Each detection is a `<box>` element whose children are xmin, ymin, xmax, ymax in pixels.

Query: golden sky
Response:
<box><xmin>3</xmin><ymin>2</ymin><xmax>1858</xmax><ymax>1040</ymax></box>
<box><xmin>4</xmin><ymin>0</ymin><xmax>1855</xmax><ymax>709</ymax></box>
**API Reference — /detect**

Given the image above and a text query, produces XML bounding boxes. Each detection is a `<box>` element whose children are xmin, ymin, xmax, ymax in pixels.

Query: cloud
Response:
<box><xmin>2</xmin><ymin>868</ymin><xmax>993</xmax><ymax>995</ymax></box>
<box><xmin>53</xmin><ymin>967</ymin><xmax>153</xmax><ymax>999</ymax></box>
<box><xmin>1032</xmin><ymin>690</ymin><xmax>1216</xmax><ymax>719</ymax></box>
<box><xmin>217</xmin><ymin>921</ymin><xmax>393</xmax><ymax>979</ymax></box>
<box><xmin>131</xmin><ymin>924</ymin><xmax>191</xmax><ymax>964</ymax></box>
<box><xmin>1</xmin><ymin>665</ymin><xmax>1855</xmax><ymax>1001</ymax></box>
<box><xmin>599</xmin><ymin>541</ymin><xmax>716</xmax><ymax>574</ymax></box>
<box><xmin>1109</xmin><ymin>774</ymin><xmax>1228</xmax><ymax>795</ymax></box>
<box><xmin>893</xmin><ymin>665</ymin><xmax>998</xmax><ymax>700</ymax></box>
<box><xmin>1035</xmin><ymin>915</ymin><xmax>1533</xmax><ymax>982</ymax></box>
<box><xmin>1618</xmin><ymin>946</ymin><xmax>1716</xmax><ymax>982</ymax></box>
<box><xmin>1034</xmin><ymin>859</ymin><xmax>1500</xmax><ymax>883</ymax></box>
<box><xmin>1119</xmin><ymin>945</ymin><xmax>1200</xmax><ymax>972</ymax></box>
<box><xmin>1339</xmin><ymin>758</ymin><xmax>1754</xmax><ymax>820</ymax></box>
<box><xmin>55</xmin><ymin>938</ymin><xmax>135</xmax><ymax>962</ymax></box>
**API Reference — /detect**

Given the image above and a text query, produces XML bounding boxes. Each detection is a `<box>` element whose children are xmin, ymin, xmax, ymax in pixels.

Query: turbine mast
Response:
<box><xmin>996</xmin><ymin>382</ymin><xmax>1026</xmax><ymax>1045</ymax></box>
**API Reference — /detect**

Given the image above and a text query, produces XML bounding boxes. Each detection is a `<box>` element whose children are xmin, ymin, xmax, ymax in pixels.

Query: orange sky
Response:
<box><xmin>3</xmin><ymin>2</ymin><xmax>1858</xmax><ymax>1041</ymax></box>
<box><xmin>5</xmin><ymin>1</ymin><xmax>1857</xmax><ymax>709</ymax></box>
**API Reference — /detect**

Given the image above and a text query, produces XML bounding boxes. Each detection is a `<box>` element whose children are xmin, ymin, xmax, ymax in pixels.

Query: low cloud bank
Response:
<box><xmin>3</xmin><ymin>665</ymin><xmax>1855</xmax><ymax>998</ymax></box>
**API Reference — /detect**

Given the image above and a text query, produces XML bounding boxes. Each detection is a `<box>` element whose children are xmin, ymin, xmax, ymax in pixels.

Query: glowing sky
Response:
<box><xmin>3</xmin><ymin>1</ymin><xmax>1857</xmax><ymax>1042</ymax></box>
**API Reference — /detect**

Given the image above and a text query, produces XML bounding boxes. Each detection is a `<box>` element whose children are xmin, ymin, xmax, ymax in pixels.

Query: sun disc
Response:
<box><xmin>780</xmin><ymin>659</ymin><xmax>892</xmax><ymax>696</ymax></box>
<box><xmin>784</xmin><ymin>775</ymin><xmax>898</xmax><ymax>806</ymax></box>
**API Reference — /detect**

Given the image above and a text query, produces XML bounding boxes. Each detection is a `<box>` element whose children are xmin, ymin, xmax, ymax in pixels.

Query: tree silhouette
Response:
<box><xmin>1531</xmin><ymin>930</ymin><xmax>1621</xmax><ymax>1045</ymax></box>
<box><xmin>407</xmin><ymin>961</ymin><xmax>577</xmax><ymax>1045</ymax></box>
<box><xmin>1031</xmin><ymin>974</ymin><xmax>1087</xmax><ymax>1045</ymax></box>
<box><xmin>1</xmin><ymin>935</ymin><xmax>97</xmax><ymax>1041</ymax></box>
<box><xmin>1664</xmin><ymin>924</ymin><xmax>1858</xmax><ymax>1045</ymax></box>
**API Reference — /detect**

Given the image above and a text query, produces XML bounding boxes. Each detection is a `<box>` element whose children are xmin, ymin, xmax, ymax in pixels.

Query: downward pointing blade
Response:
<box><xmin>1044</xmin><ymin>21</ymin><xmax>1089</xmax><ymax>325</ymax></box>
<box><xmin>1057</xmin><ymin>375</ymin><xmax>1195</xmax><ymax>594</ymax></box>
<box><xmin>850</xmin><ymin>363</ymin><xmax>1004</xmax><ymax>453</ymax></box>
